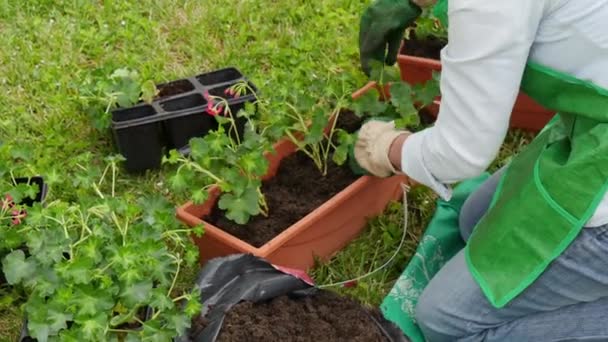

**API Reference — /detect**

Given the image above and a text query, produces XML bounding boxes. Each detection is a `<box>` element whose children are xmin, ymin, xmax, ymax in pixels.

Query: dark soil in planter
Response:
<box><xmin>207</xmin><ymin>111</ymin><xmax>361</xmax><ymax>247</ymax></box>
<box><xmin>201</xmin><ymin>291</ymin><xmax>388</xmax><ymax>342</ymax></box>
<box><xmin>401</xmin><ymin>32</ymin><xmax>447</xmax><ymax>60</ymax></box>
<box><xmin>335</xmin><ymin>110</ymin><xmax>364</xmax><ymax>134</ymax></box>
<box><xmin>157</xmin><ymin>79</ymin><xmax>195</xmax><ymax>99</ymax></box>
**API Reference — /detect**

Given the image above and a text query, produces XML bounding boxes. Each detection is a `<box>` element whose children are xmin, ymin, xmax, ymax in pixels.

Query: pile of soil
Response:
<box><xmin>401</xmin><ymin>32</ymin><xmax>447</xmax><ymax>60</ymax></box>
<box><xmin>210</xmin><ymin>291</ymin><xmax>389</xmax><ymax>342</ymax></box>
<box><xmin>207</xmin><ymin>111</ymin><xmax>362</xmax><ymax>247</ymax></box>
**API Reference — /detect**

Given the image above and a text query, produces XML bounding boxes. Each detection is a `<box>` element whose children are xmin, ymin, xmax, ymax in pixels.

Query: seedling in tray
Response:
<box><xmin>164</xmin><ymin>82</ymin><xmax>271</xmax><ymax>224</ymax></box>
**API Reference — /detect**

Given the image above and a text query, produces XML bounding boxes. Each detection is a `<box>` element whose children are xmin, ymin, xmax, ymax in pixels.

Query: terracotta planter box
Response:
<box><xmin>397</xmin><ymin>41</ymin><xmax>555</xmax><ymax>132</ymax></box>
<box><xmin>176</xmin><ymin>106</ymin><xmax>407</xmax><ymax>271</ymax></box>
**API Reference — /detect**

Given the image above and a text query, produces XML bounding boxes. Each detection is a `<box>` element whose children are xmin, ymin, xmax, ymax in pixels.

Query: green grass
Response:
<box><xmin>0</xmin><ymin>1</ymin><xmax>533</xmax><ymax>340</ymax></box>
<box><xmin>0</xmin><ymin>1</ymin><xmax>366</xmax><ymax>339</ymax></box>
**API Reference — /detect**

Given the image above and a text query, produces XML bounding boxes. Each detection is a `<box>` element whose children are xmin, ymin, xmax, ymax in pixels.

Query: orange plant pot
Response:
<box><xmin>396</xmin><ymin>42</ymin><xmax>555</xmax><ymax>132</ymax></box>
<box><xmin>176</xmin><ymin>95</ymin><xmax>407</xmax><ymax>271</ymax></box>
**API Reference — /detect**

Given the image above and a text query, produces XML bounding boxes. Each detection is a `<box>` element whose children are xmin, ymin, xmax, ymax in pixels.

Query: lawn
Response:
<box><xmin>0</xmin><ymin>1</ymin><xmax>531</xmax><ymax>340</ymax></box>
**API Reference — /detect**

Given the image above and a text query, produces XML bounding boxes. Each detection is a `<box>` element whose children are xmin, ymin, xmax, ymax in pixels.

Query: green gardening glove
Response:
<box><xmin>359</xmin><ymin>0</ymin><xmax>423</xmax><ymax>75</ymax></box>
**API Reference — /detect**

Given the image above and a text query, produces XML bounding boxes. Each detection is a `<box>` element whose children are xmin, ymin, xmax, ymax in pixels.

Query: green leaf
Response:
<box><xmin>150</xmin><ymin>289</ymin><xmax>175</xmax><ymax>312</ymax></box>
<box><xmin>303</xmin><ymin>108</ymin><xmax>327</xmax><ymax>145</ymax></box>
<box><xmin>75</xmin><ymin>313</ymin><xmax>108</xmax><ymax>341</ymax></box>
<box><xmin>395</xmin><ymin>114</ymin><xmax>421</xmax><ymax>129</ymax></box>
<box><xmin>71</xmin><ymin>286</ymin><xmax>115</xmax><ymax>318</ymax></box>
<box><xmin>184</xmin><ymin>294</ymin><xmax>202</xmax><ymax>317</ymax></box>
<box><xmin>168</xmin><ymin>313</ymin><xmax>191</xmax><ymax>335</ymax></box>
<box><xmin>46</xmin><ymin>306</ymin><xmax>73</xmax><ymax>334</ymax></box>
<box><xmin>413</xmin><ymin>75</ymin><xmax>441</xmax><ymax>107</ymax></box>
<box><xmin>110</xmin><ymin>309</ymin><xmax>137</xmax><ymax>327</ymax></box>
<box><xmin>140</xmin><ymin>80</ymin><xmax>157</xmax><ymax>103</ymax></box>
<box><xmin>192</xmin><ymin>225</ymin><xmax>204</xmax><ymax>238</ymax></box>
<box><xmin>169</xmin><ymin>173</ymin><xmax>188</xmax><ymax>192</ymax></box>
<box><xmin>390</xmin><ymin>82</ymin><xmax>418</xmax><ymax>120</ymax></box>
<box><xmin>80</xmin><ymin>238</ymin><xmax>103</xmax><ymax>264</ymax></box>
<box><xmin>368</xmin><ymin>60</ymin><xmax>386</xmax><ymax>83</ymax></box>
<box><xmin>239</xmin><ymin>151</ymin><xmax>269</xmax><ymax>178</ymax></box>
<box><xmin>2</xmin><ymin>250</ymin><xmax>35</xmax><ymax>285</ymax></box>
<box><xmin>162</xmin><ymin>149</ymin><xmax>182</xmax><ymax>165</ymax></box>
<box><xmin>120</xmin><ymin>280</ymin><xmax>153</xmax><ymax>307</ymax></box>
<box><xmin>56</xmin><ymin>257</ymin><xmax>94</xmax><ymax>285</ymax></box>
<box><xmin>141</xmin><ymin>320</ymin><xmax>174</xmax><ymax>342</ymax></box>
<box><xmin>351</xmin><ymin>91</ymin><xmax>387</xmax><ymax>117</ymax></box>
<box><xmin>58</xmin><ymin>328</ymin><xmax>81</xmax><ymax>342</ymax></box>
<box><xmin>28</xmin><ymin>320</ymin><xmax>51</xmax><ymax>342</ymax></box>
<box><xmin>218</xmin><ymin>186</ymin><xmax>260</xmax><ymax>224</ymax></box>
<box><xmin>191</xmin><ymin>189</ymin><xmax>208</xmax><ymax>204</ymax></box>
<box><xmin>331</xmin><ymin>129</ymin><xmax>357</xmax><ymax>166</ymax></box>
<box><xmin>185</xmin><ymin>244</ymin><xmax>200</xmax><ymax>264</ymax></box>
<box><xmin>332</xmin><ymin>143</ymin><xmax>350</xmax><ymax>166</ymax></box>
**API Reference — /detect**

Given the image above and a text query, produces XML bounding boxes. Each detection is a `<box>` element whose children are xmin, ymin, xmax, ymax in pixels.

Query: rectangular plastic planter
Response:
<box><xmin>176</xmin><ymin>136</ymin><xmax>407</xmax><ymax>271</ymax></box>
<box><xmin>111</xmin><ymin>67</ymin><xmax>258</xmax><ymax>173</ymax></box>
<box><xmin>396</xmin><ymin>40</ymin><xmax>555</xmax><ymax>132</ymax></box>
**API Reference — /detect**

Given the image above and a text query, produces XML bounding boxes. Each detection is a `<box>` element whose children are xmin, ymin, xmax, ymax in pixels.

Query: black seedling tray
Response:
<box><xmin>110</xmin><ymin>67</ymin><xmax>258</xmax><ymax>173</ymax></box>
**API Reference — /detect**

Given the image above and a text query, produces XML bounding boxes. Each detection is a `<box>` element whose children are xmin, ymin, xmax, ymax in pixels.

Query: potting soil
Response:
<box><xmin>157</xmin><ymin>79</ymin><xmax>195</xmax><ymax>99</ymax></box>
<box><xmin>401</xmin><ymin>33</ymin><xmax>446</xmax><ymax>60</ymax></box>
<box><xmin>210</xmin><ymin>291</ymin><xmax>388</xmax><ymax>342</ymax></box>
<box><xmin>208</xmin><ymin>111</ymin><xmax>362</xmax><ymax>247</ymax></box>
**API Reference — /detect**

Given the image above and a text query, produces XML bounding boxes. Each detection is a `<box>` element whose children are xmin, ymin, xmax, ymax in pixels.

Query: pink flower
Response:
<box><xmin>223</xmin><ymin>88</ymin><xmax>233</xmax><ymax>96</ymax></box>
<box><xmin>203</xmin><ymin>90</ymin><xmax>210</xmax><ymax>101</ymax></box>
<box><xmin>11</xmin><ymin>209</ymin><xmax>26</xmax><ymax>225</ymax></box>
<box><xmin>206</xmin><ymin>103</ymin><xmax>224</xmax><ymax>116</ymax></box>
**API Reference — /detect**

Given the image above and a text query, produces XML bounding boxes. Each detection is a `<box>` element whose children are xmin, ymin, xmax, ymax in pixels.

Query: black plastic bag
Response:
<box><xmin>177</xmin><ymin>254</ymin><xmax>409</xmax><ymax>342</ymax></box>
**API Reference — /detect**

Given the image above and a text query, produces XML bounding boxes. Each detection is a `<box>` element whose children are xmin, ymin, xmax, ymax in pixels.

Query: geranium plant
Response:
<box><xmin>79</xmin><ymin>68</ymin><xmax>158</xmax><ymax>130</ymax></box>
<box><xmin>333</xmin><ymin>65</ymin><xmax>441</xmax><ymax>169</ymax></box>
<box><xmin>282</xmin><ymin>96</ymin><xmax>349</xmax><ymax>176</ymax></box>
<box><xmin>165</xmin><ymin>83</ymin><xmax>273</xmax><ymax>225</ymax></box>
<box><xmin>353</xmin><ymin>64</ymin><xmax>440</xmax><ymax>128</ymax></box>
<box><xmin>2</xmin><ymin>157</ymin><xmax>202</xmax><ymax>341</ymax></box>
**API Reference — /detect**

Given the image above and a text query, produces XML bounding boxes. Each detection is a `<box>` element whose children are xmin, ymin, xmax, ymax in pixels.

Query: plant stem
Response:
<box><xmin>166</xmin><ymin>255</ymin><xmax>182</xmax><ymax>298</ymax></box>
<box><xmin>257</xmin><ymin>189</ymin><xmax>269</xmax><ymax>216</ymax></box>
<box><xmin>284</xmin><ymin>131</ymin><xmax>319</xmax><ymax>165</ymax></box>
<box><xmin>111</xmin><ymin>159</ymin><xmax>117</xmax><ymax>198</ymax></box>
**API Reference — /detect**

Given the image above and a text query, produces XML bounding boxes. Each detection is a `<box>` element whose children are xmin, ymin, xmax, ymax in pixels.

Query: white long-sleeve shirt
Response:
<box><xmin>401</xmin><ymin>0</ymin><xmax>608</xmax><ymax>227</ymax></box>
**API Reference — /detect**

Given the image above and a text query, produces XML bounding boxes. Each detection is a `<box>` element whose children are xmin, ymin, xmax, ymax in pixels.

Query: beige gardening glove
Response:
<box><xmin>354</xmin><ymin>120</ymin><xmax>410</xmax><ymax>178</ymax></box>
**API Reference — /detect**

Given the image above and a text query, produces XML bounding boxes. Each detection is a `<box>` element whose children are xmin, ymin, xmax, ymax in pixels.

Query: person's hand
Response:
<box><xmin>359</xmin><ymin>0</ymin><xmax>423</xmax><ymax>75</ymax></box>
<box><xmin>354</xmin><ymin>120</ymin><xmax>410</xmax><ymax>178</ymax></box>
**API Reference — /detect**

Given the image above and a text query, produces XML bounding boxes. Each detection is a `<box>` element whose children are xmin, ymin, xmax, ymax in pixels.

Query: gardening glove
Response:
<box><xmin>359</xmin><ymin>0</ymin><xmax>424</xmax><ymax>75</ymax></box>
<box><xmin>348</xmin><ymin>116</ymin><xmax>394</xmax><ymax>176</ymax></box>
<box><xmin>354</xmin><ymin>120</ymin><xmax>409</xmax><ymax>178</ymax></box>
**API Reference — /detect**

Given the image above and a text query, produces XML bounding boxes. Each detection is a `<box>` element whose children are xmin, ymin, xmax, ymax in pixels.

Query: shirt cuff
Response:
<box><xmin>401</xmin><ymin>130</ymin><xmax>453</xmax><ymax>201</ymax></box>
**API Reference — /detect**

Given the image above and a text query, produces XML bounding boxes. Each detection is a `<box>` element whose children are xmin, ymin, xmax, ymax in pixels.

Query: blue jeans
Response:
<box><xmin>415</xmin><ymin>169</ymin><xmax>608</xmax><ymax>341</ymax></box>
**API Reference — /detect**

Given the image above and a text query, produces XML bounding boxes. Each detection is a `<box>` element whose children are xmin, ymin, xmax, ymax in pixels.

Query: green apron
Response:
<box><xmin>431</xmin><ymin>0</ymin><xmax>608</xmax><ymax>309</ymax></box>
<box><xmin>381</xmin><ymin>2</ymin><xmax>608</xmax><ymax>336</ymax></box>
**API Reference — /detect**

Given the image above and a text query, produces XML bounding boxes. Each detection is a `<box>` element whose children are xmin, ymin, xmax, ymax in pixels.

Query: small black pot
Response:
<box><xmin>110</xmin><ymin>67</ymin><xmax>258</xmax><ymax>173</ymax></box>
